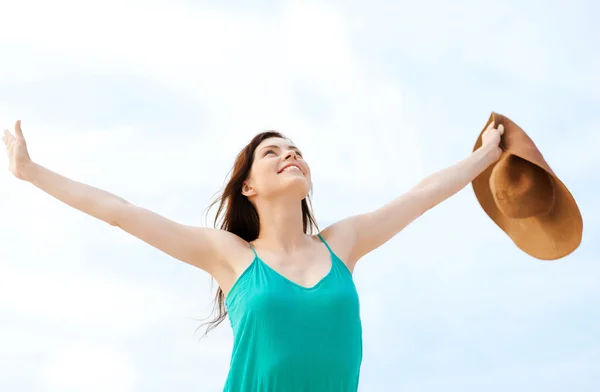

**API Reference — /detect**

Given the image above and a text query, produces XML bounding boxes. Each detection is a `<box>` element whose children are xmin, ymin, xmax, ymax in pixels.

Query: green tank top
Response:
<box><xmin>223</xmin><ymin>234</ymin><xmax>363</xmax><ymax>391</ymax></box>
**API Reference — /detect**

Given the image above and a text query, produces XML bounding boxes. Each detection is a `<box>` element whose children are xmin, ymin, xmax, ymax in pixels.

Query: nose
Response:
<box><xmin>283</xmin><ymin>149</ymin><xmax>297</xmax><ymax>160</ymax></box>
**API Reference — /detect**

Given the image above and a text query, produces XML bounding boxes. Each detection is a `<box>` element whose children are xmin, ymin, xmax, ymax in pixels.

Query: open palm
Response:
<box><xmin>2</xmin><ymin>120</ymin><xmax>32</xmax><ymax>180</ymax></box>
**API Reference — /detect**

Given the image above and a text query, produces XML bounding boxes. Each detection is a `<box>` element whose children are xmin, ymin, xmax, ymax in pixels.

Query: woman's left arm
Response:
<box><xmin>324</xmin><ymin>121</ymin><xmax>504</xmax><ymax>268</ymax></box>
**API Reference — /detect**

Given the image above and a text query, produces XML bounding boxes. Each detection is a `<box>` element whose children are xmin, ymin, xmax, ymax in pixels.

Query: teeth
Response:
<box><xmin>282</xmin><ymin>166</ymin><xmax>301</xmax><ymax>173</ymax></box>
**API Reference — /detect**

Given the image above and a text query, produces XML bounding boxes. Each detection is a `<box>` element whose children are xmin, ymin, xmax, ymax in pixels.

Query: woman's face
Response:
<box><xmin>243</xmin><ymin>137</ymin><xmax>311</xmax><ymax>200</ymax></box>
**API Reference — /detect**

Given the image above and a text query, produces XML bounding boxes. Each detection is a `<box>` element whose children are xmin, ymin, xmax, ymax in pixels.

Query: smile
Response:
<box><xmin>278</xmin><ymin>164</ymin><xmax>303</xmax><ymax>174</ymax></box>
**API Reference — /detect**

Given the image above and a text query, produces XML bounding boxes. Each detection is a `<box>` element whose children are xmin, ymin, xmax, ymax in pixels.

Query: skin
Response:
<box><xmin>2</xmin><ymin>120</ymin><xmax>504</xmax><ymax>297</ymax></box>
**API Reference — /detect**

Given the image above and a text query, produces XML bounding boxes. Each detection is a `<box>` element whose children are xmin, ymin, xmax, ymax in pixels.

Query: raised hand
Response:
<box><xmin>481</xmin><ymin>120</ymin><xmax>505</xmax><ymax>162</ymax></box>
<box><xmin>2</xmin><ymin>120</ymin><xmax>32</xmax><ymax>180</ymax></box>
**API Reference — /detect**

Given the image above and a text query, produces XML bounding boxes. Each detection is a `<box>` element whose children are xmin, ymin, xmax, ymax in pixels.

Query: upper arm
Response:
<box><xmin>110</xmin><ymin>202</ymin><xmax>242</xmax><ymax>274</ymax></box>
<box><xmin>323</xmin><ymin>186</ymin><xmax>433</xmax><ymax>269</ymax></box>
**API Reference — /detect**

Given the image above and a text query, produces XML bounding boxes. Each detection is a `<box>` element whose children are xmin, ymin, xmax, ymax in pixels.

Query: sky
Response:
<box><xmin>0</xmin><ymin>0</ymin><xmax>598</xmax><ymax>391</ymax></box>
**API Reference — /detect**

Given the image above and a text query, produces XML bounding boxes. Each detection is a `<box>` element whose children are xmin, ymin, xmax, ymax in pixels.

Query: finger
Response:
<box><xmin>3</xmin><ymin>129</ymin><xmax>14</xmax><ymax>143</ymax></box>
<box><xmin>14</xmin><ymin>120</ymin><xmax>24</xmax><ymax>140</ymax></box>
<box><xmin>498</xmin><ymin>124</ymin><xmax>504</xmax><ymax>135</ymax></box>
<box><xmin>2</xmin><ymin>130</ymin><xmax>10</xmax><ymax>145</ymax></box>
<box><xmin>485</xmin><ymin>120</ymin><xmax>496</xmax><ymax>131</ymax></box>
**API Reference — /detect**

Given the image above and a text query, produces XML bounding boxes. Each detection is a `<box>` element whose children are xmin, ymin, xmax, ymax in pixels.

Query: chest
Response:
<box><xmin>241</xmin><ymin>276</ymin><xmax>361</xmax><ymax>329</ymax></box>
<box><xmin>257</xmin><ymin>247</ymin><xmax>333</xmax><ymax>289</ymax></box>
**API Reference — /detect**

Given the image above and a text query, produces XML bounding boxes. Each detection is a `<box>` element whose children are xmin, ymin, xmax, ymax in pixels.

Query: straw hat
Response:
<box><xmin>472</xmin><ymin>112</ymin><xmax>583</xmax><ymax>260</ymax></box>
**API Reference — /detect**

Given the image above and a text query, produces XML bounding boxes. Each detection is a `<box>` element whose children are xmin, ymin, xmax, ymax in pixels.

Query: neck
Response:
<box><xmin>254</xmin><ymin>196</ymin><xmax>309</xmax><ymax>253</ymax></box>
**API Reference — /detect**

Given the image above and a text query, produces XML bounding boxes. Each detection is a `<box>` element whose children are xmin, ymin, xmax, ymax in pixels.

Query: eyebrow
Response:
<box><xmin>260</xmin><ymin>144</ymin><xmax>301</xmax><ymax>154</ymax></box>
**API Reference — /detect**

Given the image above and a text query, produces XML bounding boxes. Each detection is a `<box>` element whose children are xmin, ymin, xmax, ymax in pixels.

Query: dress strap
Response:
<box><xmin>248</xmin><ymin>242</ymin><xmax>259</xmax><ymax>258</ymax></box>
<box><xmin>317</xmin><ymin>233</ymin><xmax>334</xmax><ymax>256</ymax></box>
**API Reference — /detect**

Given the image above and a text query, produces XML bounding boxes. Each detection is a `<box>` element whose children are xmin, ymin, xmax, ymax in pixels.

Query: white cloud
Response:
<box><xmin>0</xmin><ymin>264</ymin><xmax>191</xmax><ymax>337</ymax></box>
<box><xmin>0</xmin><ymin>0</ymin><xmax>425</xmax><ymax>192</ymax></box>
<box><xmin>543</xmin><ymin>124</ymin><xmax>600</xmax><ymax>181</ymax></box>
<box><xmin>39</xmin><ymin>341</ymin><xmax>137</xmax><ymax>392</ymax></box>
<box><xmin>344</xmin><ymin>0</ymin><xmax>599</xmax><ymax>99</ymax></box>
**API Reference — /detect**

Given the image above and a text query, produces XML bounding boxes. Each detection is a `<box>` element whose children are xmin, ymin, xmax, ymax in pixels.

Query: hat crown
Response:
<box><xmin>489</xmin><ymin>153</ymin><xmax>556</xmax><ymax>219</ymax></box>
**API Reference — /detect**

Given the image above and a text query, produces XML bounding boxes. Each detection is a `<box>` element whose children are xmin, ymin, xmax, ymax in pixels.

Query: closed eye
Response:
<box><xmin>263</xmin><ymin>149</ymin><xmax>277</xmax><ymax>156</ymax></box>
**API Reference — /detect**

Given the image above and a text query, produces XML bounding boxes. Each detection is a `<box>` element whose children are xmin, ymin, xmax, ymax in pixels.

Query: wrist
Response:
<box><xmin>481</xmin><ymin>143</ymin><xmax>501</xmax><ymax>164</ymax></box>
<box><xmin>20</xmin><ymin>160</ymin><xmax>39</xmax><ymax>182</ymax></box>
<box><xmin>471</xmin><ymin>144</ymin><xmax>500</xmax><ymax>177</ymax></box>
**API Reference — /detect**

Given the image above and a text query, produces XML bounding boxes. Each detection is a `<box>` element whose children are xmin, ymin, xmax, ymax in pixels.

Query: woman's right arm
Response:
<box><xmin>3</xmin><ymin>121</ymin><xmax>238</xmax><ymax>274</ymax></box>
<box><xmin>22</xmin><ymin>162</ymin><xmax>234</xmax><ymax>272</ymax></box>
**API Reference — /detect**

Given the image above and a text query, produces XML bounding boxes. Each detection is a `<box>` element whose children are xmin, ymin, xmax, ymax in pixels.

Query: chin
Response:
<box><xmin>279</xmin><ymin>177</ymin><xmax>311</xmax><ymax>199</ymax></box>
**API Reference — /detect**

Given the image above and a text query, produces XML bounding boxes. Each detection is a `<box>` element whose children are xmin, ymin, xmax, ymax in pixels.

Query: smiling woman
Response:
<box><xmin>199</xmin><ymin>131</ymin><xmax>320</xmax><ymax>337</ymax></box>
<box><xmin>2</xmin><ymin>119</ymin><xmax>504</xmax><ymax>391</ymax></box>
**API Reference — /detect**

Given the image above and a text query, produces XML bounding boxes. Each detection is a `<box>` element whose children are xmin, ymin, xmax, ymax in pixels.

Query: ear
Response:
<box><xmin>242</xmin><ymin>181</ymin><xmax>257</xmax><ymax>197</ymax></box>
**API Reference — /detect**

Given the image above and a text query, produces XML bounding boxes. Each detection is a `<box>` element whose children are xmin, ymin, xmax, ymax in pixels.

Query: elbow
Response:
<box><xmin>104</xmin><ymin>200</ymin><xmax>130</xmax><ymax>227</ymax></box>
<box><xmin>411</xmin><ymin>184</ymin><xmax>442</xmax><ymax>212</ymax></box>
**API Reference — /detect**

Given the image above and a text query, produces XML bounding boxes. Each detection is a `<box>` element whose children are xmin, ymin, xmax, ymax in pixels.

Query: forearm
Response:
<box><xmin>416</xmin><ymin>144</ymin><xmax>498</xmax><ymax>209</ymax></box>
<box><xmin>345</xmin><ymin>131</ymin><xmax>502</xmax><ymax>261</ymax></box>
<box><xmin>23</xmin><ymin>162</ymin><xmax>128</xmax><ymax>225</ymax></box>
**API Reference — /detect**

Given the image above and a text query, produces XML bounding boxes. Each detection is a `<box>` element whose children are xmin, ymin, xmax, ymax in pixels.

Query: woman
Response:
<box><xmin>3</xmin><ymin>120</ymin><xmax>504</xmax><ymax>391</ymax></box>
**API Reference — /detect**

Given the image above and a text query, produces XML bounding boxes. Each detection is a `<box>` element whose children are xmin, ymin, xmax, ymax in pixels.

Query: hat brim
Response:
<box><xmin>472</xmin><ymin>114</ymin><xmax>583</xmax><ymax>260</ymax></box>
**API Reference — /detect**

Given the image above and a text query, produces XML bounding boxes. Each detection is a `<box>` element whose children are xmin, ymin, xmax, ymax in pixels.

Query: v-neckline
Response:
<box><xmin>249</xmin><ymin>238</ymin><xmax>335</xmax><ymax>290</ymax></box>
<box><xmin>255</xmin><ymin>254</ymin><xmax>334</xmax><ymax>290</ymax></box>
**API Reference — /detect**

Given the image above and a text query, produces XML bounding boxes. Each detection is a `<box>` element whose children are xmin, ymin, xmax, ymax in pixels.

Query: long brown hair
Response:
<box><xmin>198</xmin><ymin>131</ymin><xmax>319</xmax><ymax>336</ymax></box>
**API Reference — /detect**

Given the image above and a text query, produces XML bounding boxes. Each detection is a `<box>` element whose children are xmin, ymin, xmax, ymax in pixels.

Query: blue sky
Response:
<box><xmin>0</xmin><ymin>0</ymin><xmax>598</xmax><ymax>391</ymax></box>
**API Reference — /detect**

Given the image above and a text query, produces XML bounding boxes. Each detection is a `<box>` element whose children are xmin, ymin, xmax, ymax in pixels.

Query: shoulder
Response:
<box><xmin>318</xmin><ymin>216</ymin><xmax>361</xmax><ymax>270</ymax></box>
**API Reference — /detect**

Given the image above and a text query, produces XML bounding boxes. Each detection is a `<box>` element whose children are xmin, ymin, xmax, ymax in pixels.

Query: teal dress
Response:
<box><xmin>223</xmin><ymin>234</ymin><xmax>363</xmax><ymax>391</ymax></box>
